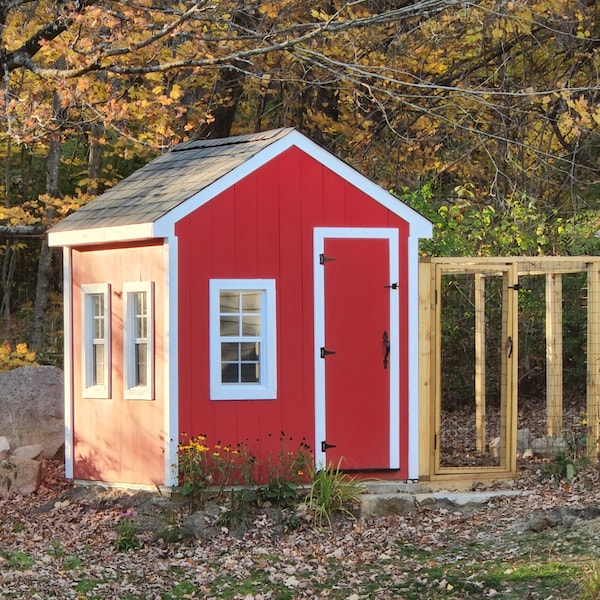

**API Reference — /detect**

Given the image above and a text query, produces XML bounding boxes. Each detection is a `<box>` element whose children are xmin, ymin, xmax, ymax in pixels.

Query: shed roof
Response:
<box><xmin>50</xmin><ymin>128</ymin><xmax>294</xmax><ymax>235</ymax></box>
<box><xmin>48</xmin><ymin>127</ymin><xmax>432</xmax><ymax>246</ymax></box>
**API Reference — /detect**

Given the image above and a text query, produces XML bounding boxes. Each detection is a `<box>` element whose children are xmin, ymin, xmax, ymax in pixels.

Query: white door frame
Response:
<box><xmin>313</xmin><ymin>227</ymin><xmax>400</xmax><ymax>469</ymax></box>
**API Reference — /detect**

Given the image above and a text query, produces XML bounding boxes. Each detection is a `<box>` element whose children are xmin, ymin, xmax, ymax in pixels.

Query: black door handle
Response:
<box><xmin>383</xmin><ymin>330</ymin><xmax>390</xmax><ymax>369</ymax></box>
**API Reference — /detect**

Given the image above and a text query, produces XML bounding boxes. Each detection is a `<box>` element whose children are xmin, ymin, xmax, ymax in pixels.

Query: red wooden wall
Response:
<box><xmin>175</xmin><ymin>146</ymin><xmax>410</xmax><ymax>476</ymax></box>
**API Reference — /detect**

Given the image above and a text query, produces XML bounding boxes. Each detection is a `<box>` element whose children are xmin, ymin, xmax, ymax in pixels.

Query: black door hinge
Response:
<box><xmin>319</xmin><ymin>254</ymin><xmax>335</xmax><ymax>265</ymax></box>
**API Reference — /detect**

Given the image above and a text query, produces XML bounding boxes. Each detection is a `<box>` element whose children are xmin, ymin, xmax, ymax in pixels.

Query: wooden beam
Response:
<box><xmin>587</xmin><ymin>264</ymin><xmax>600</xmax><ymax>458</ymax></box>
<box><xmin>546</xmin><ymin>273</ymin><xmax>563</xmax><ymax>436</ymax></box>
<box><xmin>474</xmin><ymin>273</ymin><xmax>486</xmax><ymax>453</ymax></box>
<box><xmin>418</xmin><ymin>259</ymin><xmax>434</xmax><ymax>479</ymax></box>
<box><xmin>423</xmin><ymin>256</ymin><xmax>600</xmax><ymax>276</ymax></box>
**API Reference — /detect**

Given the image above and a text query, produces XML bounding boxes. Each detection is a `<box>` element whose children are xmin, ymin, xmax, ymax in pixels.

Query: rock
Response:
<box><xmin>531</xmin><ymin>435</ymin><xmax>567</xmax><ymax>458</ymax></box>
<box><xmin>0</xmin><ymin>436</ymin><xmax>10</xmax><ymax>459</ymax></box>
<box><xmin>0</xmin><ymin>366</ymin><xmax>63</xmax><ymax>459</ymax></box>
<box><xmin>360</xmin><ymin>493</ymin><xmax>415</xmax><ymax>517</ymax></box>
<box><xmin>517</xmin><ymin>429</ymin><xmax>532</xmax><ymax>455</ymax></box>
<box><xmin>522</xmin><ymin>448</ymin><xmax>534</xmax><ymax>459</ymax></box>
<box><xmin>0</xmin><ymin>455</ymin><xmax>42</xmax><ymax>498</ymax></box>
<box><xmin>11</xmin><ymin>444</ymin><xmax>44</xmax><ymax>460</ymax></box>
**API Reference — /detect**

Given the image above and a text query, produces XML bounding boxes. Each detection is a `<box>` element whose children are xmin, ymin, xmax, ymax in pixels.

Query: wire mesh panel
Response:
<box><xmin>425</xmin><ymin>256</ymin><xmax>600</xmax><ymax>480</ymax></box>
<box><xmin>438</xmin><ymin>271</ymin><xmax>510</xmax><ymax>469</ymax></box>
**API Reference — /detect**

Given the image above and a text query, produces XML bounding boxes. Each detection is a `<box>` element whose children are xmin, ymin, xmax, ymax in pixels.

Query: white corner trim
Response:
<box><xmin>407</xmin><ymin>235</ymin><xmax>421</xmax><ymax>479</ymax></box>
<box><xmin>164</xmin><ymin>236</ymin><xmax>179</xmax><ymax>488</ymax></box>
<box><xmin>63</xmin><ymin>248</ymin><xmax>74</xmax><ymax>479</ymax></box>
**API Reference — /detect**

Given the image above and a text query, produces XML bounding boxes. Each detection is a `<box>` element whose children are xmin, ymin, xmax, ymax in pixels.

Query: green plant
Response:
<box><xmin>579</xmin><ymin>563</ymin><xmax>600</xmax><ymax>600</ymax></box>
<box><xmin>48</xmin><ymin>540</ymin><xmax>64</xmax><ymax>559</ymax></box>
<box><xmin>0</xmin><ymin>550</ymin><xmax>36</xmax><ymax>569</ymax></box>
<box><xmin>155</xmin><ymin>506</ymin><xmax>188</xmax><ymax>544</ymax></box>
<box><xmin>307</xmin><ymin>461</ymin><xmax>365</xmax><ymax>527</ymax></box>
<box><xmin>217</xmin><ymin>488</ymin><xmax>257</xmax><ymax>531</ymax></box>
<box><xmin>543</xmin><ymin>416</ymin><xmax>594</xmax><ymax>483</ymax></box>
<box><xmin>63</xmin><ymin>554</ymin><xmax>83</xmax><ymax>571</ymax></box>
<box><xmin>175</xmin><ymin>435</ymin><xmax>256</xmax><ymax>510</ymax></box>
<box><xmin>175</xmin><ymin>433</ymin><xmax>312</xmax><ymax>512</ymax></box>
<box><xmin>258</xmin><ymin>479</ymin><xmax>300</xmax><ymax>507</ymax></box>
<box><xmin>114</xmin><ymin>512</ymin><xmax>141</xmax><ymax>552</ymax></box>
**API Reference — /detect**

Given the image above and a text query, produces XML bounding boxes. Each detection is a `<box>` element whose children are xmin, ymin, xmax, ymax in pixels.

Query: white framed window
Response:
<box><xmin>81</xmin><ymin>283</ymin><xmax>111</xmax><ymax>399</ymax></box>
<box><xmin>209</xmin><ymin>279</ymin><xmax>277</xmax><ymax>400</ymax></box>
<box><xmin>124</xmin><ymin>281</ymin><xmax>155</xmax><ymax>400</ymax></box>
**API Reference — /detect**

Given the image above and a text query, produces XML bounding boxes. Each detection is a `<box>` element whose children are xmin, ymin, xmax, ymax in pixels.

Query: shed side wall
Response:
<box><xmin>71</xmin><ymin>240</ymin><xmax>166</xmax><ymax>485</ymax></box>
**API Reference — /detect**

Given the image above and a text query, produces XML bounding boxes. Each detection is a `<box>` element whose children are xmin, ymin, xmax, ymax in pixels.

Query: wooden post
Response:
<box><xmin>474</xmin><ymin>273</ymin><xmax>486</xmax><ymax>453</ymax></box>
<box><xmin>497</xmin><ymin>267</ymin><xmax>519</xmax><ymax>472</ymax></box>
<box><xmin>587</xmin><ymin>263</ymin><xmax>600</xmax><ymax>457</ymax></box>
<box><xmin>546</xmin><ymin>273</ymin><xmax>563</xmax><ymax>436</ymax></box>
<box><xmin>418</xmin><ymin>258</ymin><xmax>434</xmax><ymax>479</ymax></box>
<box><xmin>507</xmin><ymin>264</ymin><xmax>519</xmax><ymax>474</ymax></box>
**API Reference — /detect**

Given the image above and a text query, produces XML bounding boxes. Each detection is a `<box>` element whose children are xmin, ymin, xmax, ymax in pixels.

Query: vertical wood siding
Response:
<box><xmin>71</xmin><ymin>240</ymin><xmax>166</xmax><ymax>485</ymax></box>
<box><xmin>176</xmin><ymin>147</ymin><xmax>411</xmax><ymax>477</ymax></box>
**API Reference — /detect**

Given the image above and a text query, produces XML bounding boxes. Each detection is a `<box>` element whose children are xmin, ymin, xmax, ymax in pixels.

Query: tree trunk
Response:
<box><xmin>29</xmin><ymin>89</ymin><xmax>62</xmax><ymax>353</ymax></box>
<box><xmin>87</xmin><ymin>122</ymin><xmax>104</xmax><ymax>195</ymax></box>
<box><xmin>0</xmin><ymin>242</ymin><xmax>17</xmax><ymax>339</ymax></box>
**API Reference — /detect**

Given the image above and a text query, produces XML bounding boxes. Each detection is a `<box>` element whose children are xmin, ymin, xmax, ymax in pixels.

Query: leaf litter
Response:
<box><xmin>1</xmin><ymin>459</ymin><xmax>600</xmax><ymax>598</ymax></box>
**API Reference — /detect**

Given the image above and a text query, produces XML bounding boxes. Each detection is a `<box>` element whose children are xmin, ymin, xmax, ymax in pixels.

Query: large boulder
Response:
<box><xmin>0</xmin><ymin>366</ymin><xmax>64</xmax><ymax>459</ymax></box>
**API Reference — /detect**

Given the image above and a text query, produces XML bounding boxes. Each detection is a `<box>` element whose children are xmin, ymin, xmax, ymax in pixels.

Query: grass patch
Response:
<box><xmin>0</xmin><ymin>550</ymin><xmax>35</xmax><ymax>569</ymax></box>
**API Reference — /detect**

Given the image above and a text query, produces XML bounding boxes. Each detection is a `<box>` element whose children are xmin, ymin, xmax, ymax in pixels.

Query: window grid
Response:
<box><xmin>81</xmin><ymin>283</ymin><xmax>111</xmax><ymax>398</ymax></box>
<box><xmin>90</xmin><ymin>294</ymin><xmax>105</xmax><ymax>386</ymax></box>
<box><xmin>219</xmin><ymin>290</ymin><xmax>263</xmax><ymax>384</ymax></box>
<box><xmin>209</xmin><ymin>279</ymin><xmax>277</xmax><ymax>401</ymax></box>
<box><xmin>124</xmin><ymin>281</ymin><xmax>154</xmax><ymax>400</ymax></box>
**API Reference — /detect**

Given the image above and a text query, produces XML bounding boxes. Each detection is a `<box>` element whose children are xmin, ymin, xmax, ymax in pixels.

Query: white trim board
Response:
<box><xmin>313</xmin><ymin>227</ymin><xmax>400</xmax><ymax>471</ymax></box>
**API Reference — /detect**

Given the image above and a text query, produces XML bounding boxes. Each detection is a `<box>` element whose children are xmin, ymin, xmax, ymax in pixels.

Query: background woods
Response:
<box><xmin>0</xmin><ymin>0</ymin><xmax>599</xmax><ymax>375</ymax></box>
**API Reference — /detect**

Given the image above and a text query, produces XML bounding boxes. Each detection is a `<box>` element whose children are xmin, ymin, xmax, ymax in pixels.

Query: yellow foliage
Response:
<box><xmin>0</xmin><ymin>342</ymin><xmax>37</xmax><ymax>371</ymax></box>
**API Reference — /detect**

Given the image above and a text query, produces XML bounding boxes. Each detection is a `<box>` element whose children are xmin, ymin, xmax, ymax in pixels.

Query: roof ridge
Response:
<box><xmin>171</xmin><ymin>127</ymin><xmax>295</xmax><ymax>153</ymax></box>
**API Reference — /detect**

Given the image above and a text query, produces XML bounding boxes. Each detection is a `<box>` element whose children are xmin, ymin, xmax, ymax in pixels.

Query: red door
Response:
<box><xmin>322</xmin><ymin>237</ymin><xmax>391</xmax><ymax>469</ymax></box>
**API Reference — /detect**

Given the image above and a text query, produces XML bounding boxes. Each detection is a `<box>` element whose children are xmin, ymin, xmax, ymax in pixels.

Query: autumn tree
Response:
<box><xmin>0</xmin><ymin>0</ymin><xmax>599</xmax><ymax>354</ymax></box>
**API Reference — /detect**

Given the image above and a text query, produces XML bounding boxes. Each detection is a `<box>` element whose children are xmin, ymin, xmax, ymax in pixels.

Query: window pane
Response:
<box><xmin>134</xmin><ymin>292</ymin><xmax>148</xmax><ymax>338</ymax></box>
<box><xmin>92</xmin><ymin>294</ymin><xmax>103</xmax><ymax>317</ymax></box>
<box><xmin>241</xmin><ymin>316</ymin><xmax>261</xmax><ymax>336</ymax></box>
<box><xmin>240</xmin><ymin>342</ymin><xmax>259</xmax><ymax>361</ymax></box>
<box><xmin>241</xmin><ymin>291</ymin><xmax>261</xmax><ymax>312</ymax></box>
<box><xmin>220</xmin><ymin>291</ymin><xmax>239</xmax><ymax>312</ymax></box>
<box><xmin>135</xmin><ymin>343</ymin><xmax>147</xmax><ymax>386</ymax></box>
<box><xmin>221</xmin><ymin>363</ymin><xmax>239</xmax><ymax>383</ymax></box>
<box><xmin>220</xmin><ymin>315</ymin><xmax>239</xmax><ymax>336</ymax></box>
<box><xmin>241</xmin><ymin>363</ymin><xmax>259</xmax><ymax>383</ymax></box>
<box><xmin>93</xmin><ymin>344</ymin><xmax>104</xmax><ymax>385</ymax></box>
<box><xmin>221</xmin><ymin>342</ymin><xmax>239</xmax><ymax>362</ymax></box>
<box><xmin>92</xmin><ymin>294</ymin><xmax>104</xmax><ymax>339</ymax></box>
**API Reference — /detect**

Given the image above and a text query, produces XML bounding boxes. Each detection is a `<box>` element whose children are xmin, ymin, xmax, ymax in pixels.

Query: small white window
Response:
<box><xmin>124</xmin><ymin>281</ymin><xmax>154</xmax><ymax>400</ymax></box>
<box><xmin>209</xmin><ymin>279</ymin><xmax>277</xmax><ymax>400</ymax></box>
<box><xmin>81</xmin><ymin>283</ymin><xmax>111</xmax><ymax>399</ymax></box>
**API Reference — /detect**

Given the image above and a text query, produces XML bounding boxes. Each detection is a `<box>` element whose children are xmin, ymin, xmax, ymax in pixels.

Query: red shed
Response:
<box><xmin>48</xmin><ymin>128</ymin><xmax>432</xmax><ymax>488</ymax></box>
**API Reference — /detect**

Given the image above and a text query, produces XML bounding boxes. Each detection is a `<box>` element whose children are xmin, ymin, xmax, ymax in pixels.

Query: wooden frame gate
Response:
<box><xmin>419</xmin><ymin>256</ymin><xmax>600</xmax><ymax>482</ymax></box>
